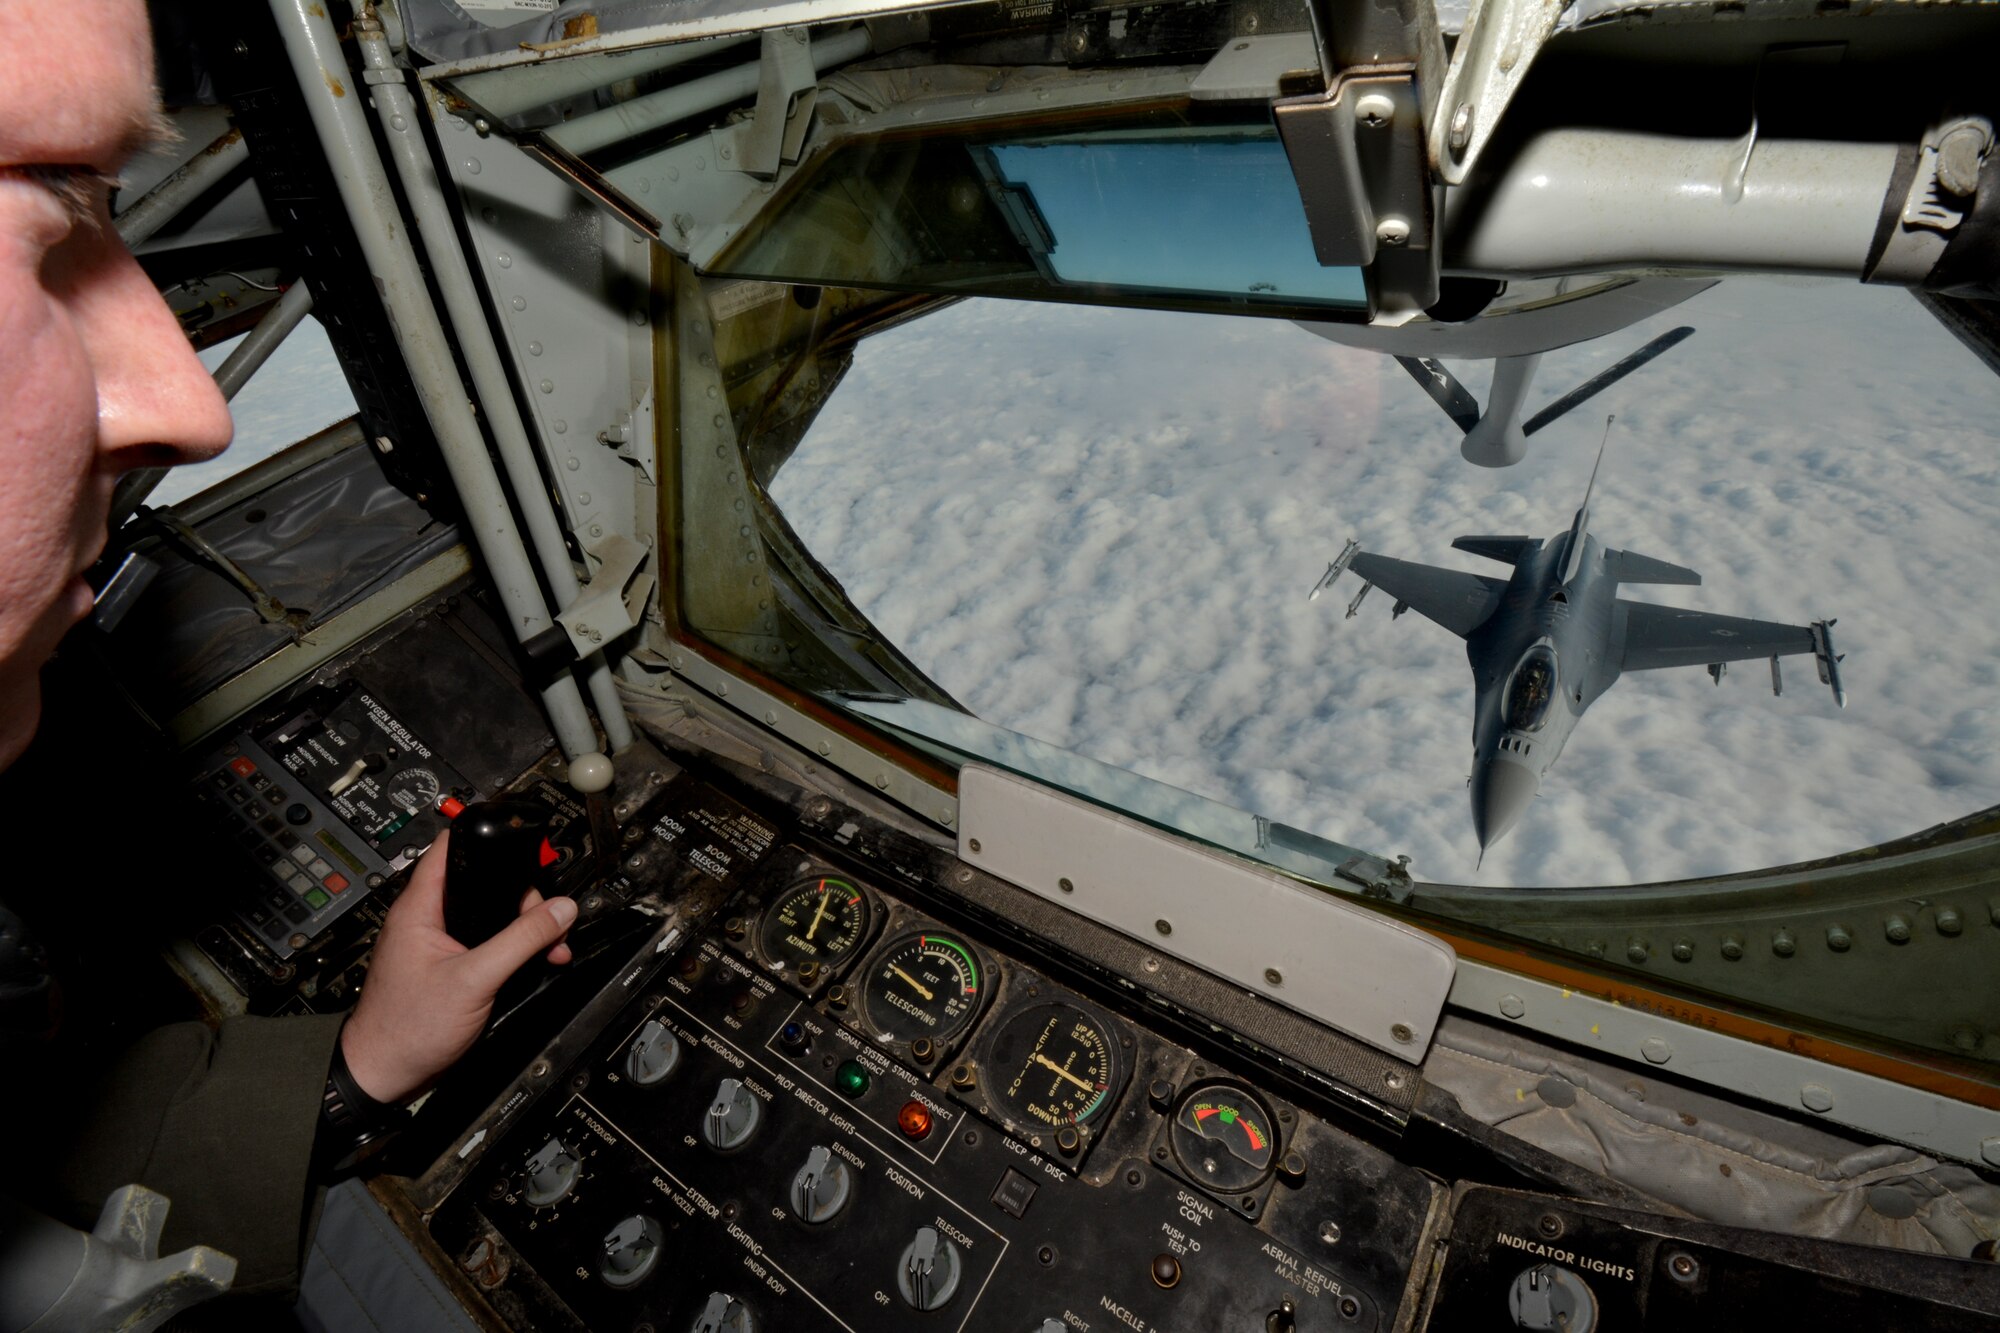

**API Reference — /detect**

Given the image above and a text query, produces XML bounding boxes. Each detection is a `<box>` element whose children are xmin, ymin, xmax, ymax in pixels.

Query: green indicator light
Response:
<box><xmin>835</xmin><ymin>1060</ymin><xmax>870</xmax><ymax>1098</ymax></box>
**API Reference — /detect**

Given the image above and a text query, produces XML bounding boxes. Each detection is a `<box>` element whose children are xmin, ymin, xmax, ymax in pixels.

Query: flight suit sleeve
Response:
<box><xmin>46</xmin><ymin>1012</ymin><xmax>346</xmax><ymax>1296</ymax></box>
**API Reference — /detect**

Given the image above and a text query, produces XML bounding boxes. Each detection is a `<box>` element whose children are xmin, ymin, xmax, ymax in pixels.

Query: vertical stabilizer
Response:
<box><xmin>1557</xmin><ymin>416</ymin><xmax>1614</xmax><ymax>584</ymax></box>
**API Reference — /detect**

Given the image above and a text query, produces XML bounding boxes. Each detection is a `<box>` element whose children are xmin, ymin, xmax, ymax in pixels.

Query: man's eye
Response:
<box><xmin>1</xmin><ymin>164</ymin><xmax>120</xmax><ymax>232</ymax></box>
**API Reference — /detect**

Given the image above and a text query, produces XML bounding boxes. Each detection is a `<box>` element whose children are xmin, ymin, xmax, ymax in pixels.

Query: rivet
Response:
<box><xmin>966</xmin><ymin>837</ymin><xmax>980</xmax><ymax>853</ymax></box>
<box><xmin>713</xmin><ymin>414</ymin><xmax>726</xmax><ymax>429</ymax></box>
<box><xmin>1884</xmin><ymin>914</ymin><xmax>1911</xmax><ymax>944</ymax></box>
<box><xmin>553</xmin><ymin>420</ymin><xmax>567</xmax><ymax>434</ymax></box>
<box><xmin>495</xmin><ymin>252</ymin><xmax>511</xmax><ymax>268</ymax></box>
<box><xmin>1936</xmin><ymin>906</ymin><xmax>1964</xmax><ymax>936</ymax></box>
<box><xmin>1826</xmin><ymin>924</ymin><xmax>1852</xmax><ymax>952</ymax></box>
<box><xmin>565</xmin><ymin>457</ymin><xmax>579</xmax><ymax>470</ymax></box>
<box><xmin>1953</xmin><ymin>1026</ymin><xmax>1981</xmax><ymax>1052</ymax></box>
<box><xmin>1498</xmin><ymin>993</ymin><xmax>1525</xmax><ymax>1019</ymax></box>
<box><xmin>1671</xmin><ymin>939</ymin><xmax>1694</xmax><ymax>963</ymax></box>
<box><xmin>575</xmin><ymin>492</ymin><xmax>591</xmax><ymax>505</ymax></box>
<box><xmin>1640</xmin><ymin>1037</ymin><xmax>1672</xmax><ymax>1064</ymax></box>
<box><xmin>764</xmin><ymin>710</ymin><xmax>776</xmax><ymax>725</ymax></box>
<box><xmin>589</xmin><ymin>524</ymin><xmax>603</xmax><ymax>538</ymax></box>
<box><xmin>1800</xmin><ymin>1084</ymin><xmax>1834</xmax><ymax>1114</ymax></box>
<box><xmin>538</xmin><ymin>379</ymin><xmax>554</xmax><ymax>394</ymax></box>
<box><xmin>1058</xmin><ymin>878</ymin><xmax>1074</xmax><ymax>893</ymax></box>
<box><xmin>463</xmin><ymin>157</ymin><xmax>483</xmax><ymax>174</ymax></box>
<box><xmin>1155</xmin><ymin>919</ymin><xmax>1172</xmax><ymax>936</ymax></box>
<box><xmin>481</xmin><ymin>207</ymin><xmax>498</xmax><ymax>224</ymax></box>
<box><xmin>874</xmin><ymin>774</ymin><xmax>889</xmax><ymax>789</ymax></box>
<box><xmin>1720</xmin><ymin>934</ymin><xmax>1744</xmax><ymax>960</ymax></box>
<box><xmin>1626</xmin><ymin>939</ymin><xmax>1650</xmax><ymax>964</ymax></box>
<box><xmin>1586</xmin><ymin>940</ymin><xmax>1606</xmax><ymax>957</ymax></box>
<box><xmin>527</xmin><ymin>341</ymin><xmax>543</xmax><ymax>356</ymax></box>
<box><xmin>389</xmin><ymin>112</ymin><xmax>407</xmax><ymax>131</ymax></box>
<box><xmin>1264</xmin><ymin>968</ymin><xmax>1283</xmax><ymax>987</ymax></box>
<box><xmin>510</xmin><ymin>296</ymin><xmax>526</xmax><ymax>311</ymax></box>
<box><xmin>1772</xmin><ymin>928</ymin><xmax>1796</xmax><ymax>958</ymax></box>
<box><xmin>1391</xmin><ymin>1023</ymin><xmax>1414</xmax><ymax>1044</ymax></box>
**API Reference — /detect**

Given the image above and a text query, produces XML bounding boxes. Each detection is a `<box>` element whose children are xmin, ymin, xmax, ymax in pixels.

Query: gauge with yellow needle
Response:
<box><xmin>757</xmin><ymin>875</ymin><xmax>873</xmax><ymax>976</ymax></box>
<box><xmin>860</xmin><ymin>932</ymin><xmax>985</xmax><ymax>1045</ymax></box>
<box><xmin>988</xmin><ymin>1002</ymin><xmax>1125</xmax><ymax>1131</ymax></box>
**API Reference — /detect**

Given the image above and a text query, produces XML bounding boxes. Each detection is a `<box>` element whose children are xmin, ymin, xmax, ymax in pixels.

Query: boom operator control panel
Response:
<box><xmin>161</xmin><ymin>593</ymin><xmax>1999</xmax><ymax>1333</ymax></box>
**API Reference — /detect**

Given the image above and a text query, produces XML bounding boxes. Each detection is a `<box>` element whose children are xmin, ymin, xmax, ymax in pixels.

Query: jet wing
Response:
<box><xmin>1617</xmin><ymin>601</ymin><xmax>1815</xmax><ymax>671</ymax></box>
<box><xmin>1348</xmin><ymin>553</ymin><xmax>1507</xmax><ymax>639</ymax></box>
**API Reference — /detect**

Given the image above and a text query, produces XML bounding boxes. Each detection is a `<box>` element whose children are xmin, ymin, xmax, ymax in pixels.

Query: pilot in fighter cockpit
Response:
<box><xmin>0</xmin><ymin>1</ymin><xmax>577</xmax><ymax>1317</ymax></box>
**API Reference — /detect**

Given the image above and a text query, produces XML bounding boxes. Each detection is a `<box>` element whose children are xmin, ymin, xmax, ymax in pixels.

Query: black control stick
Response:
<box><xmin>439</xmin><ymin>798</ymin><xmax>556</xmax><ymax>948</ymax></box>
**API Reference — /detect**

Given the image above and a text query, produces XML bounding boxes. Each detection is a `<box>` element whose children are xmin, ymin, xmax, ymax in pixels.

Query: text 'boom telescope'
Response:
<box><xmin>1310</xmin><ymin>421</ymin><xmax>1847</xmax><ymax>863</ymax></box>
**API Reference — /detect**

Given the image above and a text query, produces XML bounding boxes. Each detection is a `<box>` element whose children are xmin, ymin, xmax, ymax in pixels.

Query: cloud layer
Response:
<box><xmin>771</xmin><ymin>279</ymin><xmax>2000</xmax><ymax>886</ymax></box>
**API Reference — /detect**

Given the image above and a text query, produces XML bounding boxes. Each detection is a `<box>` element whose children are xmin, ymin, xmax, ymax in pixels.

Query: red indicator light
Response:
<box><xmin>896</xmin><ymin>1101</ymin><xmax>933</xmax><ymax>1141</ymax></box>
<box><xmin>228</xmin><ymin>757</ymin><xmax>257</xmax><ymax>778</ymax></box>
<box><xmin>438</xmin><ymin>796</ymin><xmax>466</xmax><ymax>819</ymax></box>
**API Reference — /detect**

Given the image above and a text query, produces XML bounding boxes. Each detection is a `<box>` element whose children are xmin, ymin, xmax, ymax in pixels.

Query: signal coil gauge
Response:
<box><xmin>1170</xmin><ymin>1082</ymin><xmax>1279</xmax><ymax>1193</ymax></box>
<box><xmin>757</xmin><ymin>875</ymin><xmax>873</xmax><ymax>978</ymax></box>
<box><xmin>987</xmin><ymin>1002</ymin><xmax>1125</xmax><ymax>1133</ymax></box>
<box><xmin>860</xmin><ymin>932</ymin><xmax>986</xmax><ymax>1046</ymax></box>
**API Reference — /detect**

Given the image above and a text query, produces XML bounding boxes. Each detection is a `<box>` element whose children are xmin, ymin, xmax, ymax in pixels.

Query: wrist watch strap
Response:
<box><xmin>318</xmin><ymin>1026</ymin><xmax>407</xmax><ymax>1171</ymax></box>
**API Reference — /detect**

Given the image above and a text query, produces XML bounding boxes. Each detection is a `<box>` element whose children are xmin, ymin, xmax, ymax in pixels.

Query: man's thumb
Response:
<box><xmin>464</xmin><ymin>896</ymin><xmax>577</xmax><ymax>992</ymax></box>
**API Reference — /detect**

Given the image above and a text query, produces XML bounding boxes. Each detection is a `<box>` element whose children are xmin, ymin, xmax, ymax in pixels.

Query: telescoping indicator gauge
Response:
<box><xmin>861</xmin><ymin>932</ymin><xmax>984</xmax><ymax>1045</ymax></box>
<box><xmin>758</xmin><ymin>875</ymin><xmax>872</xmax><ymax>975</ymax></box>
<box><xmin>1171</xmin><ymin>1083</ymin><xmax>1279</xmax><ymax>1193</ymax></box>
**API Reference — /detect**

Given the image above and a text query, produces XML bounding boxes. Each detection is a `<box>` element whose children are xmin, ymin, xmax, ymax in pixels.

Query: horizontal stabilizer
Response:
<box><xmin>1451</xmin><ymin>535</ymin><xmax>1539</xmax><ymax>566</ymax></box>
<box><xmin>1606</xmin><ymin>549</ymin><xmax>1701</xmax><ymax>586</ymax></box>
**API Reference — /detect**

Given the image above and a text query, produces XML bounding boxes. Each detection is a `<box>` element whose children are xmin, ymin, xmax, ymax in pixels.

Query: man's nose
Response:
<box><xmin>88</xmin><ymin>232</ymin><xmax>234</xmax><ymax>467</ymax></box>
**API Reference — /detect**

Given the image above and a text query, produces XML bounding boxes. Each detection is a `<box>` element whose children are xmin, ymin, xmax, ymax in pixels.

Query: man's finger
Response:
<box><xmin>460</xmin><ymin>895</ymin><xmax>578</xmax><ymax>993</ymax></box>
<box><xmin>391</xmin><ymin>829</ymin><xmax>452</xmax><ymax>925</ymax></box>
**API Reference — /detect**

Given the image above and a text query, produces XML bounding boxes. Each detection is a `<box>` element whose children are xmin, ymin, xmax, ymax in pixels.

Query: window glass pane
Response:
<box><xmin>153</xmin><ymin>316</ymin><xmax>360</xmax><ymax>508</ymax></box>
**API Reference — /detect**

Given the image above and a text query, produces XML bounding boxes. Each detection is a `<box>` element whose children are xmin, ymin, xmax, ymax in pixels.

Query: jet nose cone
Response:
<box><xmin>1471</xmin><ymin>757</ymin><xmax>1540</xmax><ymax>854</ymax></box>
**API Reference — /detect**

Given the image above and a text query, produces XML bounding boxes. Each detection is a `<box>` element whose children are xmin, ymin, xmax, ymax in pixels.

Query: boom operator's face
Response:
<box><xmin>0</xmin><ymin>0</ymin><xmax>233</xmax><ymax>766</ymax></box>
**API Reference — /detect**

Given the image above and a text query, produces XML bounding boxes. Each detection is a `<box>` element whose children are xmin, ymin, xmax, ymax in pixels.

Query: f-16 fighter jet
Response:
<box><xmin>1311</xmin><ymin>425</ymin><xmax>1847</xmax><ymax>862</ymax></box>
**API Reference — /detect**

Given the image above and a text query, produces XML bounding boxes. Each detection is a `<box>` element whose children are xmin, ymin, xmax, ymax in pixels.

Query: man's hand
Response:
<box><xmin>340</xmin><ymin>831</ymin><xmax>576</xmax><ymax>1105</ymax></box>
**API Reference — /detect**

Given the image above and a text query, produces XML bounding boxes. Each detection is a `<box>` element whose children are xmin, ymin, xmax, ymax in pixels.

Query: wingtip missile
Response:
<box><xmin>1308</xmin><ymin>538</ymin><xmax>1362</xmax><ymax>602</ymax></box>
<box><xmin>1811</xmin><ymin>620</ymin><xmax>1848</xmax><ymax>708</ymax></box>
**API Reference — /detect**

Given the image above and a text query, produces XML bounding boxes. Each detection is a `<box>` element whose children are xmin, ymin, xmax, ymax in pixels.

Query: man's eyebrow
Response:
<box><xmin>113</xmin><ymin>102</ymin><xmax>181</xmax><ymax>165</ymax></box>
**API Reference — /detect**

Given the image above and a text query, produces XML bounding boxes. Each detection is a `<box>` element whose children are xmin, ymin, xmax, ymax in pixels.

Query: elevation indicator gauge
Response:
<box><xmin>989</xmin><ymin>1003</ymin><xmax>1123</xmax><ymax>1130</ymax></box>
<box><xmin>758</xmin><ymin>876</ymin><xmax>872</xmax><ymax>975</ymax></box>
<box><xmin>1171</xmin><ymin>1082</ymin><xmax>1278</xmax><ymax>1192</ymax></box>
<box><xmin>861</xmin><ymin>932</ymin><xmax>984</xmax><ymax>1045</ymax></box>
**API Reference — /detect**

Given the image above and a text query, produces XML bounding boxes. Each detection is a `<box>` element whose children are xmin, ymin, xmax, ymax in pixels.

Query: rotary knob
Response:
<box><xmin>896</xmin><ymin>1226</ymin><xmax>963</xmax><ymax>1311</ymax></box>
<box><xmin>789</xmin><ymin>1145</ymin><xmax>854</xmax><ymax>1224</ymax></box>
<box><xmin>701</xmin><ymin>1077</ymin><xmax>763</xmax><ymax>1152</ymax></box>
<box><xmin>600</xmin><ymin>1214</ymin><xmax>664</xmax><ymax>1289</ymax></box>
<box><xmin>522</xmin><ymin>1138</ymin><xmax>580</xmax><ymax>1207</ymax></box>
<box><xmin>626</xmin><ymin>1018</ymin><xmax>682</xmax><ymax>1086</ymax></box>
<box><xmin>693</xmin><ymin>1291</ymin><xmax>756</xmax><ymax>1333</ymax></box>
<box><xmin>1509</xmin><ymin>1263</ymin><xmax>1597</xmax><ymax>1333</ymax></box>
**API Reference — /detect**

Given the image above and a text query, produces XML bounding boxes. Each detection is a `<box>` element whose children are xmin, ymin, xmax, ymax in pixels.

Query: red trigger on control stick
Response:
<box><xmin>433</xmin><ymin>796</ymin><xmax>559</xmax><ymax>946</ymax></box>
